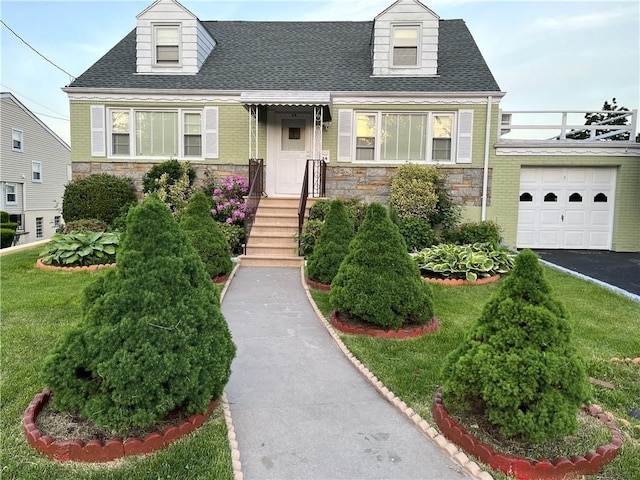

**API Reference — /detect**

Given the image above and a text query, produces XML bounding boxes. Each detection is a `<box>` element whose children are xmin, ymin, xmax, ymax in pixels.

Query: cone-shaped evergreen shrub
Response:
<box><xmin>306</xmin><ymin>199</ymin><xmax>354</xmax><ymax>285</ymax></box>
<box><xmin>180</xmin><ymin>192</ymin><xmax>233</xmax><ymax>279</ymax></box>
<box><xmin>441</xmin><ymin>249</ymin><xmax>590</xmax><ymax>443</ymax></box>
<box><xmin>329</xmin><ymin>202</ymin><xmax>434</xmax><ymax>330</ymax></box>
<box><xmin>41</xmin><ymin>196</ymin><xmax>236</xmax><ymax>431</ymax></box>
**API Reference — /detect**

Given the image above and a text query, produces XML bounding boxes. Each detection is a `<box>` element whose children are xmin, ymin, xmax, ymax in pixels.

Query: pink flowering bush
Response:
<box><xmin>211</xmin><ymin>174</ymin><xmax>249</xmax><ymax>225</ymax></box>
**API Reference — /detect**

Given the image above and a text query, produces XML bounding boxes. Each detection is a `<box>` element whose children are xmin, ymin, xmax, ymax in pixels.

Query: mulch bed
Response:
<box><xmin>422</xmin><ymin>274</ymin><xmax>501</xmax><ymax>286</ymax></box>
<box><xmin>330</xmin><ymin>311</ymin><xmax>439</xmax><ymax>339</ymax></box>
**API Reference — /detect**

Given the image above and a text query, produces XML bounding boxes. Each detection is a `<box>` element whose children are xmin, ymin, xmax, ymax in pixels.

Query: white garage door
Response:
<box><xmin>517</xmin><ymin>167</ymin><xmax>616</xmax><ymax>250</ymax></box>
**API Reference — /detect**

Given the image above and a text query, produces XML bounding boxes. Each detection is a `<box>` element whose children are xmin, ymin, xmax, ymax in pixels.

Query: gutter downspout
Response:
<box><xmin>481</xmin><ymin>96</ymin><xmax>492</xmax><ymax>221</ymax></box>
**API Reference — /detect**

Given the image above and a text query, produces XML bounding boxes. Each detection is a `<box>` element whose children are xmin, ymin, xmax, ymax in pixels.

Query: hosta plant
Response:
<box><xmin>40</xmin><ymin>232</ymin><xmax>119</xmax><ymax>267</ymax></box>
<box><xmin>412</xmin><ymin>242</ymin><xmax>515</xmax><ymax>281</ymax></box>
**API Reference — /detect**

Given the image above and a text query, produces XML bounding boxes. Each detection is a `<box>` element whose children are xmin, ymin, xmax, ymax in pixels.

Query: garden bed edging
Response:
<box><xmin>422</xmin><ymin>274</ymin><xmax>501</xmax><ymax>286</ymax></box>
<box><xmin>330</xmin><ymin>311</ymin><xmax>439</xmax><ymax>339</ymax></box>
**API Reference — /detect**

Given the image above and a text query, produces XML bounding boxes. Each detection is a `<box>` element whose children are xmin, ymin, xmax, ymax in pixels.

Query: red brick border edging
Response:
<box><xmin>305</xmin><ymin>277</ymin><xmax>331</xmax><ymax>291</ymax></box>
<box><xmin>212</xmin><ymin>274</ymin><xmax>229</xmax><ymax>284</ymax></box>
<box><xmin>36</xmin><ymin>258</ymin><xmax>116</xmax><ymax>272</ymax></box>
<box><xmin>330</xmin><ymin>311</ymin><xmax>439</xmax><ymax>339</ymax></box>
<box><xmin>422</xmin><ymin>274</ymin><xmax>500</xmax><ymax>286</ymax></box>
<box><xmin>23</xmin><ymin>388</ymin><xmax>217</xmax><ymax>462</ymax></box>
<box><xmin>432</xmin><ymin>387</ymin><xmax>622</xmax><ymax>479</ymax></box>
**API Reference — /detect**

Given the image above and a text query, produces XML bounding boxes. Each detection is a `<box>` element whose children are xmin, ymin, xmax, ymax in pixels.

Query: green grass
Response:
<box><xmin>311</xmin><ymin>269</ymin><xmax>640</xmax><ymax>480</ymax></box>
<box><xmin>1</xmin><ymin>248</ymin><xmax>233</xmax><ymax>480</ymax></box>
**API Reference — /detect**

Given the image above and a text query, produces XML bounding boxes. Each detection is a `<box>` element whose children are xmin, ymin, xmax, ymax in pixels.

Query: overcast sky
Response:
<box><xmin>2</xmin><ymin>0</ymin><xmax>638</xmax><ymax>145</ymax></box>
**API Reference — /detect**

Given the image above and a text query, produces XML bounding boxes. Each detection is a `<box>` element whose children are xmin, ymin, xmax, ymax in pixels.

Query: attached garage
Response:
<box><xmin>517</xmin><ymin>167</ymin><xmax>616</xmax><ymax>250</ymax></box>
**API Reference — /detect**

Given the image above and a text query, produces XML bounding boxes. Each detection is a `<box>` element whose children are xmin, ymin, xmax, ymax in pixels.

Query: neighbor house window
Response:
<box><xmin>54</xmin><ymin>216</ymin><xmax>61</xmax><ymax>232</ymax></box>
<box><xmin>135</xmin><ymin>111</ymin><xmax>178</xmax><ymax>157</ymax></box>
<box><xmin>36</xmin><ymin>217</ymin><xmax>43</xmax><ymax>238</ymax></box>
<box><xmin>32</xmin><ymin>161</ymin><xmax>42</xmax><ymax>182</ymax></box>
<box><xmin>183</xmin><ymin>112</ymin><xmax>202</xmax><ymax>156</ymax></box>
<box><xmin>12</xmin><ymin>129</ymin><xmax>24</xmax><ymax>152</ymax></box>
<box><xmin>111</xmin><ymin>111</ymin><xmax>130</xmax><ymax>155</ymax></box>
<box><xmin>5</xmin><ymin>183</ymin><xmax>17</xmax><ymax>205</ymax></box>
<box><xmin>392</xmin><ymin>26</ymin><xmax>419</xmax><ymax>67</ymax></box>
<box><xmin>355</xmin><ymin>111</ymin><xmax>455</xmax><ymax>162</ymax></box>
<box><xmin>155</xmin><ymin>25</ymin><xmax>180</xmax><ymax>64</ymax></box>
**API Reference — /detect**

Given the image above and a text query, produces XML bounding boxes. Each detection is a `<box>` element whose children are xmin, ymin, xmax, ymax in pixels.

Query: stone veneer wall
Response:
<box><xmin>71</xmin><ymin>162</ymin><xmax>249</xmax><ymax>196</ymax></box>
<box><xmin>325</xmin><ymin>166</ymin><xmax>491</xmax><ymax>206</ymax></box>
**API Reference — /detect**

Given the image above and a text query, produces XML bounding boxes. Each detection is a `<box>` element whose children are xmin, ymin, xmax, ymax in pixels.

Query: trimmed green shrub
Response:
<box><xmin>0</xmin><ymin>211</ymin><xmax>9</xmax><ymax>223</ymax></box>
<box><xmin>142</xmin><ymin>159</ymin><xmax>196</xmax><ymax>194</ymax></box>
<box><xmin>180</xmin><ymin>192</ymin><xmax>233</xmax><ymax>279</ymax></box>
<box><xmin>389</xmin><ymin>164</ymin><xmax>439</xmax><ymax>220</ymax></box>
<box><xmin>62</xmin><ymin>174</ymin><xmax>137</xmax><ymax>226</ymax></box>
<box><xmin>441</xmin><ymin>249</ymin><xmax>591</xmax><ymax>443</ymax></box>
<box><xmin>217</xmin><ymin>222</ymin><xmax>244</xmax><ymax>256</ymax></box>
<box><xmin>396</xmin><ymin>217</ymin><xmax>436</xmax><ymax>252</ymax></box>
<box><xmin>330</xmin><ymin>203</ymin><xmax>434</xmax><ymax>330</ymax></box>
<box><xmin>297</xmin><ymin>219</ymin><xmax>323</xmax><ymax>257</ymax></box>
<box><xmin>308</xmin><ymin>199</ymin><xmax>331</xmax><ymax>222</ymax></box>
<box><xmin>1</xmin><ymin>228</ymin><xmax>16</xmax><ymax>248</ymax></box>
<box><xmin>63</xmin><ymin>218</ymin><xmax>108</xmax><ymax>233</ymax></box>
<box><xmin>413</xmin><ymin>243</ymin><xmax>515</xmax><ymax>281</ymax></box>
<box><xmin>306</xmin><ymin>199</ymin><xmax>354</xmax><ymax>285</ymax></box>
<box><xmin>447</xmin><ymin>220</ymin><xmax>502</xmax><ymax>246</ymax></box>
<box><xmin>343</xmin><ymin>197</ymin><xmax>368</xmax><ymax>231</ymax></box>
<box><xmin>41</xmin><ymin>196</ymin><xmax>236</xmax><ymax>431</ymax></box>
<box><xmin>40</xmin><ymin>232</ymin><xmax>119</xmax><ymax>266</ymax></box>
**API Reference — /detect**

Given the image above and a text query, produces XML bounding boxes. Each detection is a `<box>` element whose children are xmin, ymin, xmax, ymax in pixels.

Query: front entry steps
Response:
<box><xmin>238</xmin><ymin>197</ymin><xmax>317</xmax><ymax>267</ymax></box>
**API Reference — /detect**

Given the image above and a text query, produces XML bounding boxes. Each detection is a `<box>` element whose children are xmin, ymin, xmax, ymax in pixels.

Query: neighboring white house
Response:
<box><xmin>0</xmin><ymin>92</ymin><xmax>71</xmax><ymax>245</ymax></box>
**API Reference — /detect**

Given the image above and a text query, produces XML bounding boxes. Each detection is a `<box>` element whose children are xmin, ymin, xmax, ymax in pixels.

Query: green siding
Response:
<box><xmin>490</xmin><ymin>155</ymin><xmax>640</xmax><ymax>252</ymax></box>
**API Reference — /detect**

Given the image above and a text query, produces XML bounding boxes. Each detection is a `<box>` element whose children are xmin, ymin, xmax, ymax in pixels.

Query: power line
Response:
<box><xmin>1</xmin><ymin>83</ymin><xmax>68</xmax><ymax>118</ymax></box>
<box><xmin>1</xmin><ymin>19</ymin><xmax>76</xmax><ymax>81</ymax></box>
<box><xmin>32</xmin><ymin>111</ymin><xmax>70</xmax><ymax>122</ymax></box>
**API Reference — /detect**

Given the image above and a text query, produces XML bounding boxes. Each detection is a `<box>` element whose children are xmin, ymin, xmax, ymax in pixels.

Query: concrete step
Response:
<box><xmin>257</xmin><ymin>206</ymin><xmax>299</xmax><ymax>216</ymax></box>
<box><xmin>238</xmin><ymin>254</ymin><xmax>304</xmax><ymax>268</ymax></box>
<box><xmin>253</xmin><ymin>216</ymin><xmax>298</xmax><ymax>228</ymax></box>
<box><xmin>245</xmin><ymin>244</ymin><xmax>299</xmax><ymax>256</ymax></box>
<box><xmin>247</xmin><ymin>232</ymin><xmax>297</xmax><ymax>245</ymax></box>
<box><xmin>250</xmin><ymin>224</ymin><xmax>299</xmax><ymax>236</ymax></box>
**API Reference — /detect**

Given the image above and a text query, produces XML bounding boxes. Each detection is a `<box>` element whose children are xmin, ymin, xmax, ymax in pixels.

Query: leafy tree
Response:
<box><xmin>330</xmin><ymin>202</ymin><xmax>434</xmax><ymax>330</ymax></box>
<box><xmin>567</xmin><ymin>98</ymin><xmax>637</xmax><ymax>141</ymax></box>
<box><xmin>441</xmin><ymin>249</ymin><xmax>590</xmax><ymax>443</ymax></box>
<box><xmin>42</xmin><ymin>195</ymin><xmax>236</xmax><ymax>431</ymax></box>
<box><xmin>306</xmin><ymin>199</ymin><xmax>354</xmax><ymax>285</ymax></box>
<box><xmin>180</xmin><ymin>192</ymin><xmax>233</xmax><ymax>279</ymax></box>
<box><xmin>143</xmin><ymin>159</ymin><xmax>196</xmax><ymax>194</ymax></box>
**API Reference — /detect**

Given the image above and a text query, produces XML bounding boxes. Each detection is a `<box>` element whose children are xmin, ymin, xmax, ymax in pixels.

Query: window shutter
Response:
<box><xmin>204</xmin><ymin>107</ymin><xmax>219</xmax><ymax>158</ymax></box>
<box><xmin>337</xmin><ymin>109</ymin><xmax>353</xmax><ymax>163</ymax></box>
<box><xmin>90</xmin><ymin>105</ymin><xmax>106</xmax><ymax>157</ymax></box>
<box><xmin>456</xmin><ymin>109</ymin><xmax>474</xmax><ymax>164</ymax></box>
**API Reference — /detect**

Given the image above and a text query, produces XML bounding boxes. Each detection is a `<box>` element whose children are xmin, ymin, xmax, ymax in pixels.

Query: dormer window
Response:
<box><xmin>392</xmin><ymin>25</ymin><xmax>419</xmax><ymax>67</ymax></box>
<box><xmin>154</xmin><ymin>25</ymin><xmax>180</xmax><ymax>65</ymax></box>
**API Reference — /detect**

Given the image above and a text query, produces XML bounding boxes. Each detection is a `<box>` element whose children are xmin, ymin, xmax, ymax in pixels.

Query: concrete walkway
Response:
<box><xmin>221</xmin><ymin>266</ymin><xmax>471</xmax><ymax>480</ymax></box>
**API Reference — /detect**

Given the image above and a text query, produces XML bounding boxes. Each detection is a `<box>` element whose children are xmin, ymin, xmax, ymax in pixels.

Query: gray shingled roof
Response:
<box><xmin>69</xmin><ymin>20</ymin><xmax>501</xmax><ymax>92</ymax></box>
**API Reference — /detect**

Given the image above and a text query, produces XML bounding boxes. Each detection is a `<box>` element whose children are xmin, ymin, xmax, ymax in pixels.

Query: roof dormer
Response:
<box><xmin>372</xmin><ymin>0</ymin><xmax>439</xmax><ymax>77</ymax></box>
<box><xmin>136</xmin><ymin>0</ymin><xmax>215</xmax><ymax>75</ymax></box>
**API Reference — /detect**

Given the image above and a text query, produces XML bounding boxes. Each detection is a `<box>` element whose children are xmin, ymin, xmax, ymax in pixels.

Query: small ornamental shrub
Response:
<box><xmin>389</xmin><ymin>164</ymin><xmax>439</xmax><ymax>220</ymax></box>
<box><xmin>211</xmin><ymin>175</ymin><xmax>249</xmax><ymax>225</ymax></box>
<box><xmin>308</xmin><ymin>199</ymin><xmax>331</xmax><ymax>222</ymax></box>
<box><xmin>180</xmin><ymin>192</ymin><xmax>233</xmax><ymax>279</ymax></box>
<box><xmin>62</xmin><ymin>174</ymin><xmax>137</xmax><ymax>226</ymax></box>
<box><xmin>217</xmin><ymin>222</ymin><xmax>244</xmax><ymax>256</ymax></box>
<box><xmin>441</xmin><ymin>249</ymin><xmax>591</xmax><ymax>443</ymax></box>
<box><xmin>0</xmin><ymin>211</ymin><xmax>9</xmax><ymax>223</ymax></box>
<box><xmin>142</xmin><ymin>159</ymin><xmax>196</xmax><ymax>194</ymax></box>
<box><xmin>413</xmin><ymin>243</ymin><xmax>515</xmax><ymax>281</ymax></box>
<box><xmin>330</xmin><ymin>202</ymin><xmax>434</xmax><ymax>330</ymax></box>
<box><xmin>41</xmin><ymin>196</ymin><xmax>236</xmax><ymax>431</ymax></box>
<box><xmin>297</xmin><ymin>219</ymin><xmax>323</xmax><ymax>257</ymax></box>
<box><xmin>447</xmin><ymin>220</ymin><xmax>502</xmax><ymax>247</ymax></box>
<box><xmin>1</xmin><ymin>228</ymin><xmax>16</xmax><ymax>248</ymax></box>
<box><xmin>396</xmin><ymin>217</ymin><xmax>436</xmax><ymax>252</ymax></box>
<box><xmin>306</xmin><ymin>200</ymin><xmax>354</xmax><ymax>285</ymax></box>
<box><xmin>309</xmin><ymin>198</ymin><xmax>367</xmax><ymax>231</ymax></box>
<box><xmin>40</xmin><ymin>232</ymin><xmax>119</xmax><ymax>267</ymax></box>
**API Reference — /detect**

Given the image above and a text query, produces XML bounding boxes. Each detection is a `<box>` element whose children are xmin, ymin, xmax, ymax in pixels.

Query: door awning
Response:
<box><xmin>240</xmin><ymin>91</ymin><xmax>332</xmax><ymax>120</ymax></box>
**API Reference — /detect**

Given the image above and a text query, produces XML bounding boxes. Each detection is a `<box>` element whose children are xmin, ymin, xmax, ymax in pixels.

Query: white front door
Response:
<box><xmin>267</xmin><ymin>114</ymin><xmax>310</xmax><ymax>197</ymax></box>
<box><xmin>517</xmin><ymin>167</ymin><xmax>616</xmax><ymax>250</ymax></box>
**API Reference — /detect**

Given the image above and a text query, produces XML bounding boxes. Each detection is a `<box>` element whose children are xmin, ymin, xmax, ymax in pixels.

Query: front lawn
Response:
<box><xmin>311</xmin><ymin>267</ymin><xmax>640</xmax><ymax>480</ymax></box>
<box><xmin>0</xmin><ymin>247</ymin><xmax>233</xmax><ymax>480</ymax></box>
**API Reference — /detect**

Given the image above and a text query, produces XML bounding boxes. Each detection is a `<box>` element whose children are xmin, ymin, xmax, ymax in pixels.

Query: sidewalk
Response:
<box><xmin>221</xmin><ymin>267</ymin><xmax>471</xmax><ymax>480</ymax></box>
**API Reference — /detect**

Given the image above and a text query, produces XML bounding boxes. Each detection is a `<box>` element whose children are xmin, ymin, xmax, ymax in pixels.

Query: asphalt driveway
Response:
<box><xmin>534</xmin><ymin>249</ymin><xmax>640</xmax><ymax>298</ymax></box>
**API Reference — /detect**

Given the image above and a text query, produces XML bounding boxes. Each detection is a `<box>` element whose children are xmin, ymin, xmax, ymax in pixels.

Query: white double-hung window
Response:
<box><xmin>354</xmin><ymin>111</ymin><xmax>455</xmax><ymax>163</ymax></box>
<box><xmin>154</xmin><ymin>25</ymin><xmax>180</xmax><ymax>65</ymax></box>
<box><xmin>32</xmin><ymin>161</ymin><xmax>42</xmax><ymax>182</ymax></box>
<box><xmin>392</xmin><ymin>25</ymin><xmax>419</xmax><ymax>67</ymax></box>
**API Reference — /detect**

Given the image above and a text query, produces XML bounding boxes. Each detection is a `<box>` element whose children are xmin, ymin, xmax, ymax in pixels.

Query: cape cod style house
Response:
<box><xmin>64</xmin><ymin>0</ymin><xmax>639</xmax><ymax>264</ymax></box>
<box><xmin>1</xmin><ymin>92</ymin><xmax>71</xmax><ymax>246</ymax></box>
